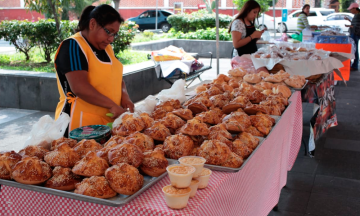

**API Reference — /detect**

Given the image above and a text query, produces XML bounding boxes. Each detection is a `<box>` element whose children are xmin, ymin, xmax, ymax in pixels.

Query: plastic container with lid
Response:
<box><xmin>69</xmin><ymin>125</ymin><xmax>111</xmax><ymax>144</ymax></box>
<box><xmin>302</xmin><ymin>27</ymin><xmax>313</xmax><ymax>42</ymax></box>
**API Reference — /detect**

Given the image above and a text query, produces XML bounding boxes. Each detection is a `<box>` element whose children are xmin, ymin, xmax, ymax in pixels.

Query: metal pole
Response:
<box><xmin>216</xmin><ymin>0</ymin><xmax>220</xmax><ymax>75</ymax></box>
<box><xmin>156</xmin><ymin>0</ymin><xmax>158</xmax><ymax>30</ymax></box>
<box><xmin>272</xmin><ymin>0</ymin><xmax>276</xmax><ymax>38</ymax></box>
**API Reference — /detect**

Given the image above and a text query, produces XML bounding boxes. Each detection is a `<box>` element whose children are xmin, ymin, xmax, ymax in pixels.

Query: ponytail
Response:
<box><xmin>76</xmin><ymin>4</ymin><xmax>124</xmax><ymax>32</ymax></box>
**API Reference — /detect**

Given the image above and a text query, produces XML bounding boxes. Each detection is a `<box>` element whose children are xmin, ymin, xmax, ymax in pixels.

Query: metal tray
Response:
<box><xmin>290</xmin><ymin>80</ymin><xmax>309</xmax><ymax>91</ymax></box>
<box><xmin>167</xmin><ymin>137</ymin><xmax>265</xmax><ymax>173</ymax></box>
<box><xmin>0</xmin><ymin>159</ymin><xmax>178</xmax><ymax>207</ymax></box>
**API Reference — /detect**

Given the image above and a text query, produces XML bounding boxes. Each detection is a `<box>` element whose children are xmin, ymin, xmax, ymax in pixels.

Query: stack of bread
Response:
<box><xmin>163</xmin><ymin>156</ymin><xmax>211</xmax><ymax>209</ymax></box>
<box><xmin>0</xmin><ymin>136</ymin><xmax>169</xmax><ymax>199</ymax></box>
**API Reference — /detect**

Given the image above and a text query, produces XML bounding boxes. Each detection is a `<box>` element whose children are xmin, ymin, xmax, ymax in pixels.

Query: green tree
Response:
<box><xmin>339</xmin><ymin>0</ymin><xmax>351</xmax><ymax>12</ymax></box>
<box><xmin>233</xmin><ymin>0</ymin><xmax>278</xmax><ymax>13</ymax></box>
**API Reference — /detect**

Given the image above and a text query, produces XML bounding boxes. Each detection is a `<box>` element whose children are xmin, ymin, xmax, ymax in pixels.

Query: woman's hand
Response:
<box><xmin>251</xmin><ymin>31</ymin><xmax>263</xmax><ymax>39</ymax></box>
<box><xmin>121</xmin><ymin>95</ymin><xmax>135</xmax><ymax>113</ymax></box>
<box><xmin>109</xmin><ymin>104</ymin><xmax>127</xmax><ymax>119</ymax></box>
<box><xmin>344</xmin><ymin>16</ymin><xmax>350</xmax><ymax>22</ymax></box>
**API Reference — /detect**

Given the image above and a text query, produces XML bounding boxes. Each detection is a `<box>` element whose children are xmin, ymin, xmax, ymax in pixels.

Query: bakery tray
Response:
<box><xmin>0</xmin><ymin>159</ymin><xmax>178</xmax><ymax>207</ymax></box>
<box><xmin>290</xmin><ymin>80</ymin><xmax>308</xmax><ymax>91</ymax></box>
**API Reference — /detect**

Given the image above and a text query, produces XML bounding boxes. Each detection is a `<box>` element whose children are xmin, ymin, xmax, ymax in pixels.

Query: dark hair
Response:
<box><xmin>228</xmin><ymin>0</ymin><xmax>261</xmax><ymax>33</ymax></box>
<box><xmin>300</xmin><ymin>4</ymin><xmax>310</xmax><ymax>16</ymax></box>
<box><xmin>76</xmin><ymin>4</ymin><xmax>124</xmax><ymax>32</ymax></box>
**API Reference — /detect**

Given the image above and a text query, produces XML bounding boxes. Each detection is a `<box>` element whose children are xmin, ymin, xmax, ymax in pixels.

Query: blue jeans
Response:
<box><xmin>351</xmin><ymin>34</ymin><xmax>360</xmax><ymax>69</ymax></box>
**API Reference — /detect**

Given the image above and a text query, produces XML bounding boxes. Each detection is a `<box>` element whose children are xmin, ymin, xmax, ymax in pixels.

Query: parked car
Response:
<box><xmin>127</xmin><ymin>10</ymin><xmax>173</xmax><ymax>32</ymax></box>
<box><xmin>275</xmin><ymin>8</ymin><xmax>335</xmax><ymax>32</ymax></box>
<box><xmin>232</xmin><ymin>13</ymin><xmax>276</xmax><ymax>30</ymax></box>
<box><xmin>323</xmin><ymin>13</ymin><xmax>354</xmax><ymax>33</ymax></box>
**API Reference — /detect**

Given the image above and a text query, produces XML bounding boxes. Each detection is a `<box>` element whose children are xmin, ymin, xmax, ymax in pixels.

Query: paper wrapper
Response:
<box><xmin>247</xmin><ymin>52</ymin><xmax>352</xmax><ymax>77</ymax></box>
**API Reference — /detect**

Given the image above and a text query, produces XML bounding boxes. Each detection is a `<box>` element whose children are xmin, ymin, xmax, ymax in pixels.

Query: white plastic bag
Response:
<box><xmin>157</xmin><ymin>79</ymin><xmax>186</xmax><ymax>103</ymax></box>
<box><xmin>135</xmin><ymin>95</ymin><xmax>158</xmax><ymax>114</ymax></box>
<box><xmin>24</xmin><ymin>113</ymin><xmax>70</xmax><ymax>150</ymax></box>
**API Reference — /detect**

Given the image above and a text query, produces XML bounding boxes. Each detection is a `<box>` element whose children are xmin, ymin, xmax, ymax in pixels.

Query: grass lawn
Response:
<box><xmin>0</xmin><ymin>48</ymin><xmax>149</xmax><ymax>73</ymax></box>
<box><xmin>132</xmin><ymin>32</ymin><xmax>173</xmax><ymax>43</ymax></box>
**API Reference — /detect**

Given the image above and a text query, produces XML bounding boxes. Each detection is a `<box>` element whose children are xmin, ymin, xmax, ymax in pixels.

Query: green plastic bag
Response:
<box><xmin>291</xmin><ymin>33</ymin><xmax>302</xmax><ymax>42</ymax></box>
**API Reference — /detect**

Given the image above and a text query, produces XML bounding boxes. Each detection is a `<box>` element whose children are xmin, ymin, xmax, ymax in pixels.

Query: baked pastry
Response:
<box><xmin>44</xmin><ymin>143</ymin><xmax>80</xmax><ymax>168</ymax></box>
<box><xmin>207</xmin><ymin>133</ymin><xmax>233</xmax><ymax>150</ymax></box>
<box><xmin>73</xmin><ymin>139</ymin><xmax>103</xmax><ymax>159</ymax></box>
<box><xmin>163</xmin><ymin>134</ymin><xmax>194</xmax><ymax>159</ymax></box>
<box><xmin>208</xmin><ymin>123</ymin><xmax>233</xmax><ymax>140</ymax></box>
<box><xmin>250</xmin><ymin>113</ymin><xmax>275</xmax><ymax>136</ymax></box>
<box><xmin>221</xmin><ymin>152</ymin><xmax>244</xmax><ymax>168</ymax></box>
<box><xmin>245</xmin><ymin>126</ymin><xmax>265</xmax><ymax>137</ymax></box>
<box><xmin>249</xmin><ymin>90</ymin><xmax>267</xmax><ymax>104</ymax></box>
<box><xmin>179</xmin><ymin>118</ymin><xmax>210</xmax><ymax>136</ymax></box>
<box><xmin>232</xmin><ymin>139</ymin><xmax>253</xmax><ymax>159</ymax></box>
<box><xmin>104</xmin><ymin>135</ymin><xmax>124</xmax><ymax>148</ymax></box>
<box><xmin>72</xmin><ymin>151</ymin><xmax>109</xmax><ymax>177</ymax></box>
<box><xmin>12</xmin><ymin>156</ymin><xmax>52</xmax><ymax>185</ymax></box>
<box><xmin>0</xmin><ymin>151</ymin><xmax>22</xmax><ymax>180</ymax></box>
<box><xmin>188</xmin><ymin>135</ymin><xmax>205</xmax><ymax>147</ymax></box>
<box><xmin>209</xmin><ymin>94</ymin><xmax>231</xmax><ymax>109</ymax></box>
<box><xmin>154</xmin><ymin>144</ymin><xmax>164</xmax><ymax>151</ymax></box>
<box><xmin>105</xmin><ymin>163</ymin><xmax>144</xmax><ymax>195</ymax></box>
<box><xmin>228</xmin><ymin>67</ymin><xmax>247</xmax><ymax>77</ymax></box>
<box><xmin>75</xmin><ymin>176</ymin><xmax>117</xmax><ymax>199</ymax></box>
<box><xmin>264</xmin><ymin>74</ymin><xmax>283</xmax><ymax>83</ymax></box>
<box><xmin>172</xmin><ymin>108</ymin><xmax>193</xmax><ymax>121</ymax></box>
<box><xmin>276</xmin><ymin>70</ymin><xmax>290</xmax><ymax>79</ymax></box>
<box><xmin>45</xmin><ymin>167</ymin><xmax>81</xmax><ymax>191</ymax></box>
<box><xmin>19</xmin><ymin>145</ymin><xmax>49</xmax><ymax>160</ymax></box>
<box><xmin>51</xmin><ymin>137</ymin><xmax>77</xmax><ymax>150</ymax></box>
<box><xmin>228</xmin><ymin>75</ymin><xmax>243</xmax><ymax>83</ymax></box>
<box><xmin>206</xmin><ymin>85</ymin><xmax>224</xmax><ymax>96</ymax></box>
<box><xmin>154</xmin><ymin>99</ymin><xmax>181</xmax><ymax>111</ymax></box>
<box><xmin>160</xmin><ymin>113</ymin><xmax>186</xmax><ymax>130</ymax></box>
<box><xmin>144</xmin><ymin>121</ymin><xmax>171</xmax><ymax>141</ymax></box>
<box><xmin>140</xmin><ymin>149</ymin><xmax>168</xmax><ymax>177</ymax></box>
<box><xmin>195</xmin><ymin>84</ymin><xmax>208</xmax><ymax>93</ymax></box>
<box><xmin>235</xmin><ymin>132</ymin><xmax>260</xmax><ymax>150</ymax></box>
<box><xmin>195</xmin><ymin>108</ymin><xmax>225</xmax><ymax>125</ymax></box>
<box><xmin>221</xmin><ymin>83</ymin><xmax>234</xmax><ymax>93</ymax></box>
<box><xmin>273</xmin><ymin>85</ymin><xmax>292</xmax><ymax>98</ymax></box>
<box><xmin>222</xmin><ymin>96</ymin><xmax>251</xmax><ymax>114</ymax></box>
<box><xmin>284</xmin><ymin>76</ymin><xmax>305</xmax><ymax>89</ymax></box>
<box><xmin>124</xmin><ymin>132</ymin><xmax>154</xmax><ymax>152</ymax></box>
<box><xmin>213</xmin><ymin>74</ymin><xmax>231</xmax><ymax>83</ymax></box>
<box><xmin>187</xmin><ymin>102</ymin><xmax>208</xmax><ymax>115</ymax></box>
<box><xmin>151</xmin><ymin>108</ymin><xmax>168</xmax><ymax>120</ymax></box>
<box><xmin>260</xmin><ymin>99</ymin><xmax>284</xmax><ymax>115</ymax></box>
<box><xmin>244</xmin><ymin>104</ymin><xmax>268</xmax><ymax>115</ymax></box>
<box><xmin>228</xmin><ymin>79</ymin><xmax>241</xmax><ymax>89</ymax></box>
<box><xmin>258</xmin><ymin>71</ymin><xmax>270</xmax><ymax>78</ymax></box>
<box><xmin>108</xmin><ymin>143</ymin><xmax>144</xmax><ymax>168</ymax></box>
<box><xmin>139</xmin><ymin>113</ymin><xmax>155</xmax><ymax>129</ymax></box>
<box><xmin>112</xmin><ymin>114</ymin><xmax>146</xmax><ymax>136</ymax></box>
<box><xmin>197</xmin><ymin>140</ymin><xmax>231</xmax><ymax>165</ymax></box>
<box><xmin>243</xmin><ymin>74</ymin><xmax>262</xmax><ymax>84</ymax></box>
<box><xmin>222</xmin><ymin>111</ymin><xmax>251</xmax><ymax>133</ymax></box>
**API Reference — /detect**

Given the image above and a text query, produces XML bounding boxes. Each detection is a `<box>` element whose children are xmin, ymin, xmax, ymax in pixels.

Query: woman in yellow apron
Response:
<box><xmin>54</xmin><ymin>4</ymin><xmax>134</xmax><ymax>134</ymax></box>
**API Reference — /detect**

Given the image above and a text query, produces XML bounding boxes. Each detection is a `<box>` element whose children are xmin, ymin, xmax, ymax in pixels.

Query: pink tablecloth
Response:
<box><xmin>0</xmin><ymin>92</ymin><xmax>303</xmax><ymax>216</ymax></box>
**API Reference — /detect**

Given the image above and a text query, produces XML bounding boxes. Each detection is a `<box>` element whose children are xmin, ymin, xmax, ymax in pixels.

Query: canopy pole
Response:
<box><xmin>155</xmin><ymin>0</ymin><xmax>158</xmax><ymax>30</ymax></box>
<box><xmin>272</xmin><ymin>0</ymin><xmax>276</xmax><ymax>38</ymax></box>
<box><xmin>216</xmin><ymin>0</ymin><xmax>220</xmax><ymax>75</ymax></box>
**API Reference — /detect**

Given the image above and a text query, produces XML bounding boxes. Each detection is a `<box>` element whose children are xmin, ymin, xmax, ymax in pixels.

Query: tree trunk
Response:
<box><xmin>113</xmin><ymin>0</ymin><xmax>120</xmax><ymax>11</ymax></box>
<box><xmin>47</xmin><ymin>0</ymin><xmax>62</xmax><ymax>38</ymax></box>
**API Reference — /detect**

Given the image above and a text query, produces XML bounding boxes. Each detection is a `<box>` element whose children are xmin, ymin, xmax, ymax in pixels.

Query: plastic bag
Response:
<box><xmin>24</xmin><ymin>113</ymin><xmax>70</xmax><ymax>150</ymax></box>
<box><xmin>231</xmin><ymin>55</ymin><xmax>254</xmax><ymax>69</ymax></box>
<box><xmin>135</xmin><ymin>95</ymin><xmax>158</xmax><ymax>114</ymax></box>
<box><xmin>157</xmin><ymin>79</ymin><xmax>186</xmax><ymax>103</ymax></box>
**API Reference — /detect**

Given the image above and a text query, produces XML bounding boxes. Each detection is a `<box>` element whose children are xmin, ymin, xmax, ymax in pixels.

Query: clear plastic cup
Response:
<box><xmin>166</xmin><ymin>164</ymin><xmax>195</xmax><ymax>188</ymax></box>
<box><xmin>162</xmin><ymin>185</ymin><xmax>191</xmax><ymax>209</ymax></box>
<box><xmin>178</xmin><ymin>156</ymin><xmax>206</xmax><ymax>178</ymax></box>
<box><xmin>189</xmin><ymin>179</ymin><xmax>200</xmax><ymax>198</ymax></box>
<box><xmin>195</xmin><ymin>168</ymin><xmax>212</xmax><ymax>189</ymax></box>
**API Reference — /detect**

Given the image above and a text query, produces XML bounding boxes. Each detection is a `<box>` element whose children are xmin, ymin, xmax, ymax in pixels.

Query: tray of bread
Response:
<box><xmin>0</xmin><ymin>138</ymin><xmax>178</xmax><ymax>206</ymax></box>
<box><xmin>107</xmin><ymin>68</ymin><xmax>292</xmax><ymax>173</ymax></box>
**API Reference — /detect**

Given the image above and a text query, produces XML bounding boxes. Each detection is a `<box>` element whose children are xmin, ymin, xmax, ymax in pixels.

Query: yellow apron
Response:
<box><xmin>54</xmin><ymin>32</ymin><xmax>123</xmax><ymax>131</ymax></box>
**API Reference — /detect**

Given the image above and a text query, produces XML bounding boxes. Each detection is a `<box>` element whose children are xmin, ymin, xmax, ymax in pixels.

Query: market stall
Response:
<box><xmin>0</xmin><ymin>91</ymin><xmax>302</xmax><ymax>216</ymax></box>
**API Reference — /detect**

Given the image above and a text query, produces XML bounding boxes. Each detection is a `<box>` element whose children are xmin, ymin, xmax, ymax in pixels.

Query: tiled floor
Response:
<box><xmin>269</xmin><ymin>69</ymin><xmax>360</xmax><ymax>216</ymax></box>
